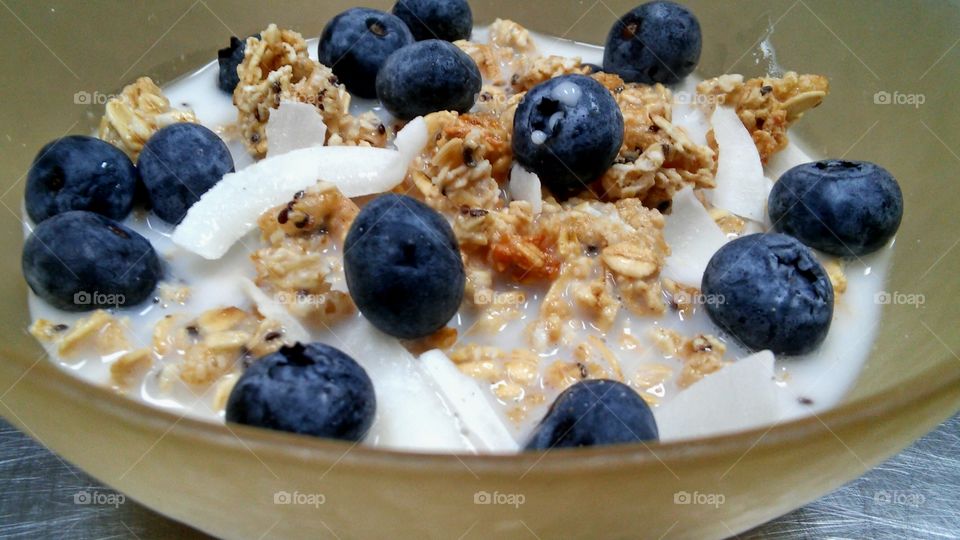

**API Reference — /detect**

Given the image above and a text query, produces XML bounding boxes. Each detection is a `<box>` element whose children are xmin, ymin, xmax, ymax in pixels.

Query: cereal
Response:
<box><xmin>698</xmin><ymin>71</ymin><xmax>829</xmax><ymax>162</ymax></box>
<box><xmin>252</xmin><ymin>183</ymin><xmax>358</xmax><ymax>326</ymax></box>
<box><xmin>98</xmin><ymin>77</ymin><xmax>197</xmax><ymax>160</ymax></box>
<box><xmin>650</xmin><ymin>328</ymin><xmax>729</xmax><ymax>388</ymax></box>
<box><xmin>234</xmin><ymin>24</ymin><xmax>386</xmax><ymax>158</ymax></box>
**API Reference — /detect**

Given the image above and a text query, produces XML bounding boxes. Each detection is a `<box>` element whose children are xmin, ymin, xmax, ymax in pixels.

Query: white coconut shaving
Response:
<box><xmin>709</xmin><ymin>105</ymin><xmax>770</xmax><ymax>222</ymax></box>
<box><xmin>265</xmin><ymin>101</ymin><xmax>327</xmax><ymax>156</ymax></box>
<box><xmin>508</xmin><ymin>164</ymin><xmax>543</xmax><ymax>214</ymax></box>
<box><xmin>172</xmin><ymin>118</ymin><xmax>428</xmax><ymax>260</ymax></box>
<box><xmin>662</xmin><ymin>187</ymin><xmax>729</xmax><ymax>287</ymax></box>
<box><xmin>338</xmin><ymin>322</ymin><xmax>475</xmax><ymax>453</ymax></box>
<box><xmin>419</xmin><ymin>349</ymin><xmax>520</xmax><ymax>453</ymax></box>
<box><xmin>654</xmin><ymin>350</ymin><xmax>784</xmax><ymax>441</ymax></box>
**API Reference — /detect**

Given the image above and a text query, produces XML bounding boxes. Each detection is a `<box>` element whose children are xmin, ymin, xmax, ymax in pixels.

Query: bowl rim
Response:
<box><xmin>6</xmin><ymin>331</ymin><xmax>959</xmax><ymax>473</ymax></box>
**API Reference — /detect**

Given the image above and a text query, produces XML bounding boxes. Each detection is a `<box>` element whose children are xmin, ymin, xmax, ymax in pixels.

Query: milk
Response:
<box><xmin>26</xmin><ymin>28</ymin><xmax>891</xmax><ymax>445</ymax></box>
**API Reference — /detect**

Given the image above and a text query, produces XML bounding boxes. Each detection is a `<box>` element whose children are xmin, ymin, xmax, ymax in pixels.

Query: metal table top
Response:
<box><xmin>0</xmin><ymin>414</ymin><xmax>957</xmax><ymax>539</ymax></box>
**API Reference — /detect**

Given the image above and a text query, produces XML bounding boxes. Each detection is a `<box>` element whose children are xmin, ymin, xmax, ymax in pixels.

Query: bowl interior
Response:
<box><xmin>1</xmin><ymin>1</ymin><xmax>958</xmax><ymax>538</ymax></box>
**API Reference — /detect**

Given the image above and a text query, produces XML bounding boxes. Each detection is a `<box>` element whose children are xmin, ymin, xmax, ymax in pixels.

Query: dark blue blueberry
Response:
<box><xmin>318</xmin><ymin>8</ymin><xmax>414</xmax><ymax>99</ymax></box>
<box><xmin>769</xmin><ymin>160</ymin><xmax>903</xmax><ymax>257</ymax></box>
<box><xmin>25</xmin><ymin>135</ymin><xmax>138</xmax><ymax>224</ymax></box>
<box><xmin>375</xmin><ymin>39</ymin><xmax>481</xmax><ymax>120</ymax></box>
<box><xmin>226</xmin><ymin>343</ymin><xmax>376</xmax><ymax>441</ymax></box>
<box><xmin>512</xmin><ymin>74</ymin><xmax>624</xmax><ymax>199</ymax></box>
<box><xmin>137</xmin><ymin>123</ymin><xmax>234</xmax><ymax>225</ymax></box>
<box><xmin>392</xmin><ymin>0</ymin><xmax>473</xmax><ymax>42</ymax></box>
<box><xmin>344</xmin><ymin>194</ymin><xmax>465</xmax><ymax>339</ymax></box>
<box><xmin>701</xmin><ymin>233</ymin><xmax>834</xmax><ymax>356</ymax></box>
<box><xmin>217</xmin><ymin>35</ymin><xmax>258</xmax><ymax>93</ymax></box>
<box><xmin>21</xmin><ymin>211</ymin><xmax>161</xmax><ymax>312</ymax></box>
<box><xmin>525</xmin><ymin>380</ymin><xmax>659</xmax><ymax>450</ymax></box>
<box><xmin>603</xmin><ymin>1</ymin><xmax>702</xmax><ymax>85</ymax></box>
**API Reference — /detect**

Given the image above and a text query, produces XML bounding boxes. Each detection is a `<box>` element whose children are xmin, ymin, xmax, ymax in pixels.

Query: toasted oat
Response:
<box><xmin>411</xmin><ymin>111</ymin><xmax>512</xmax><ymax>212</ymax></box>
<box><xmin>110</xmin><ymin>349</ymin><xmax>152</xmax><ymax>389</ymax></box>
<box><xmin>98</xmin><ymin>77</ymin><xmax>197</xmax><ymax>160</ymax></box>
<box><xmin>708</xmin><ymin>207</ymin><xmax>747</xmax><ymax>237</ymax></box>
<box><xmin>650</xmin><ymin>327</ymin><xmax>729</xmax><ymax>388</ymax></box>
<box><xmin>488</xmin><ymin>18</ymin><xmax>536</xmax><ymax>53</ymax></box>
<box><xmin>157</xmin><ymin>283</ymin><xmax>191</xmax><ymax>306</ymax></box>
<box><xmin>172</xmin><ymin>307</ymin><xmax>288</xmax><ymax>386</ymax></box>
<box><xmin>698</xmin><ymin>71</ymin><xmax>829</xmax><ymax>162</ymax></box>
<box><xmin>234</xmin><ymin>24</ymin><xmax>386</xmax><ymax>158</ymax></box>
<box><xmin>404</xmin><ymin>326</ymin><xmax>459</xmax><ymax>356</ymax></box>
<box><xmin>628</xmin><ymin>363</ymin><xmax>674</xmax><ymax>405</ymax></box>
<box><xmin>252</xmin><ymin>183</ymin><xmax>358</xmax><ymax>326</ymax></box>
<box><xmin>592</xmin><ymin>73</ymin><xmax>716</xmax><ymax>206</ymax></box>
<box><xmin>510</xmin><ymin>55</ymin><xmax>589</xmax><ymax>93</ymax></box>
<box><xmin>54</xmin><ymin>310</ymin><xmax>132</xmax><ymax>358</ymax></box>
<box><xmin>822</xmin><ymin>257</ymin><xmax>848</xmax><ymax>296</ymax></box>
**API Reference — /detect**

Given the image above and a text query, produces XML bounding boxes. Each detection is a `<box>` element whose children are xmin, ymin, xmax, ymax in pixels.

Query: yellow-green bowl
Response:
<box><xmin>1</xmin><ymin>1</ymin><xmax>958</xmax><ymax>538</ymax></box>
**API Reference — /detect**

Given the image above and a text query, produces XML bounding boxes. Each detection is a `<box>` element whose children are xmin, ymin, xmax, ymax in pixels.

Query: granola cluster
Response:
<box><xmin>233</xmin><ymin>24</ymin><xmax>386</xmax><ymax>158</ymax></box>
<box><xmin>98</xmin><ymin>77</ymin><xmax>198</xmax><ymax>160</ymax></box>
<box><xmin>650</xmin><ymin>327</ymin><xmax>729</xmax><ymax>388</ymax></box>
<box><xmin>592</xmin><ymin>72</ymin><xmax>716</xmax><ymax>207</ymax></box>
<box><xmin>31</xmin><ymin>307</ymin><xmax>292</xmax><ymax>397</ymax></box>
<box><xmin>409</xmin><ymin>111</ymin><xmax>513</xmax><ymax>211</ymax></box>
<box><xmin>697</xmin><ymin>71</ymin><xmax>829</xmax><ymax>162</ymax></box>
<box><xmin>454</xmin><ymin>197</ymin><xmax>668</xmax><ymax>350</ymax></box>
<box><xmin>251</xmin><ymin>183</ymin><xmax>358</xmax><ymax>326</ymax></box>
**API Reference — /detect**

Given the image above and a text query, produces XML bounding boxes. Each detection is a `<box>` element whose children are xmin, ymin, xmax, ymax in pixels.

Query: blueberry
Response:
<box><xmin>603</xmin><ymin>1</ymin><xmax>702</xmax><ymax>85</ymax></box>
<box><xmin>512</xmin><ymin>74</ymin><xmax>624</xmax><ymax>199</ymax></box>
<box><xmin>137</xmin><ymin>123</ymin><xmax>234</xmax><ymax>224</ymax></box>
<box><xmin>22</xmin><ymin>211</ymin><xmax>161</xmax><ymax>312</ymax></box>
<box><xmin>701</xmin><ymin>233</ymin><xmax>834</xmax><ymax>355</ymax></box>
<box><xmin>376</xmin><ymin>39</ymin><xmax>481</xmax><ymax>120</ymax></box>
<box><xmin>344</xmin><ymin>194</ymin><xmax>465</xmax><ymax>339</ymax></box>
<box><xmin>525</xmin><ymin>380</ymin><xmax>659</xmax><ymax>450</ymax></box>
<box><xmin>392</xmin><ymin>0</ymin><xmax>472</xmax><ymax>42</ymax></box>
<box><xmin>318</xmin><ymin>8</ymin><xmax>414</xmax><ymax>99</ymax></box>
<box><xmin>769</xmin><ymin>160</ymin><xmax>903</xmax><ymax>257</ymax></box>
<box><xmin>25</xmin><ymin>135</ymin><xmax>138</xmax><ymax>224</ymax></box>
<box><xmin>226</xmin><ymin>343</ymin><xmax>376</xmax><ymax>441</ymax></box>
<box><xmin>217</xmin><ymin>35</ymin><xmax>258</xmax><ymax>93</ymax></box>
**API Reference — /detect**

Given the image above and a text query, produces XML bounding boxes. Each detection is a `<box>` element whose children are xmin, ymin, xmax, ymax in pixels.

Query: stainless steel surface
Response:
<box><xmin>0</xmin><ymin>415</ymin><xmax>957</xmax><ymax>539</ymax></box>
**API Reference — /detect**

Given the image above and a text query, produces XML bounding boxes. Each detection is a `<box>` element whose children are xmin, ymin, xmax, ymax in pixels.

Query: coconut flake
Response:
<box><xmin>662</xmin><ymin>187</ymin><xmax>729</xmax><ymax>287</ymax></box>
<box><xmin>265</xmin><ymin>101</ymin><xmax>327</xmax><ymax>157</ymax></box>
<box><xmin>338</xmin><ymin>322</ymin><xmax>475</xmax><ymax>453</ymax></box>
<box><xmin>394</xmin><ymin>116</ymin><xmax>428</xmax><ymax>165</ymax></box>
<box><xmin>419</xmin><ymin>349</ymin><xmax>520</xmax><ymax>453</ymax></box>
<box><xmin>237</xmin><ymin>277</ymin><xmax>310</xmax><ymax>343</ymax></box>
<box><xmin>172</xmin><ymin>146</ymin><xmax>406</xmax><ymax>259</ymax></box>
<box><xmin>709</xmin><ymin>105</ymin><xmax>769</xmax><ymax>222</ymax></box>
<box><xmin>654</xmin><ymin>350</ymin><xmax>784</xmax><ymax>441</ymax></box>
<box><xmin>508</xmin><ymin>163</ymin><xmax>543</xmax><ymax>214</ymax></box>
